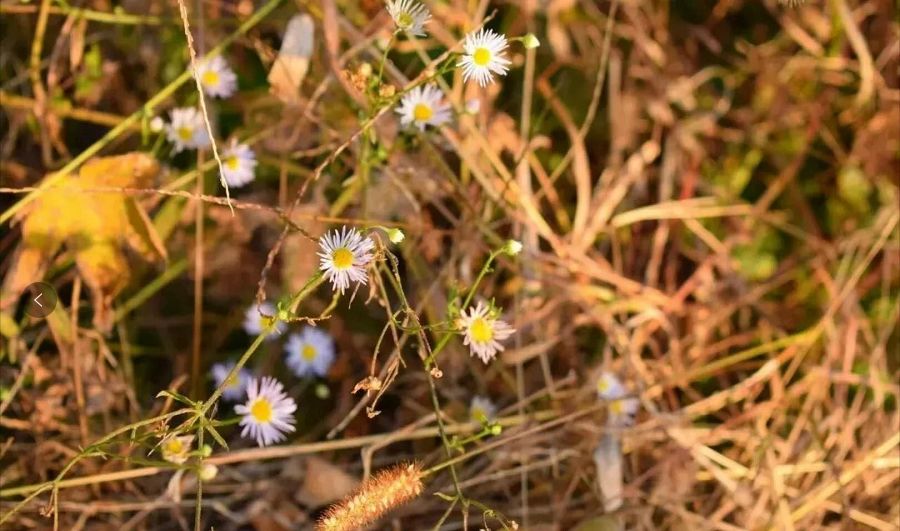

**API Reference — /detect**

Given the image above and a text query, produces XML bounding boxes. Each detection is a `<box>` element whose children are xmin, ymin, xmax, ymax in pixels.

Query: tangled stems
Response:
<box><xmin>0</xmin><ymin>407</ymin><xmax>192</xmax><ymax>525</ymax></box>
<box><xmin>380</xmin><ymin>246</ymin><xmax>517</xmax><ymax>526</ymax></box>
<box><xmin>0</xmin><ymin>271</ymin><xmax>324</xmax><ymax>527</ymax></box>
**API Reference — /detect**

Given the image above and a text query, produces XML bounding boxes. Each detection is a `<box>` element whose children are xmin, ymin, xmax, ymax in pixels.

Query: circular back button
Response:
<box><xmin>24</xmin><ymin>282</ymin><xmax>58</xmax><ymax>319</ymax></box>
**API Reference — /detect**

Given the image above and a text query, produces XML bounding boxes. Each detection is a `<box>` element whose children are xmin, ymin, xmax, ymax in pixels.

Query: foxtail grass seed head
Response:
<box><xmin>285</xmin><ymin>326</ymin><xmax>336</xmax><ymax>378</ymax></box>
<box><xmin>210</xmin><ymin>361</ymin><xmax>252</xmax><ymax>401</ymax></box>
<box><xmin>235</xmin><ymin>376</ymin><xmax>297</xmax><ymax>447</ymax></box>
<box><xmin>317</xmin><ymin>462</ymin><xmax>424</xmax><ymax>531</ymax></box>
<box><xmin>242</xmin><ymin>301</ymin><xmax>286</xmax><ymax>339</ymax></box>
<box><xmin>396</xmin><ymin>83</ymin><xmax>451</xmax><ymax>131</ymax></box>
<box><xmin>386</xmin><ymin>0</ymin><xmax>431</xmax><ymax>36</ymax></box>
<box><xmin>165</xmin><ymin>107</ymin><xmax>210</xmax><ymax>153</ymax></box>
<box><xmin>469</xmin><ymin>395</ymin><xmax>498</xmax><ymax>423</ymax></box>
<box><xmin>458</xmin><ymin>28</ymin><xmax>511</xmax><ymax>87</ymax></box>
<box><xmin>220</xmin><ymin>139</ymin><xmax>258</xmax><ymax>188</ymax></box>
<box><xmin>318</xmin><ymin>226</ymin><xmax>376</xmax><ymax>294</ymax></box>
<box><xmin>196</xmin><ymin>55</ymin><xmax>237</xmax><ymax>98</ymax></box>
<box><xmin>457</xmin><ymin>301</ymin><xmax>515</xmax><ymax>364</ymax></box>
<box><xmin>160</xmin><ymin>434</ymin><xmax>194</xmax><ymax>464</ymax></box>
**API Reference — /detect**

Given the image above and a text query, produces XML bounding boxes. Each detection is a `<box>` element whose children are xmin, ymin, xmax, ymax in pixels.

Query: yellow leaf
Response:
<box><xmin>1</xmin><ymin>153</ymin><xmax>165</xmax><ymax>333</ymax></box>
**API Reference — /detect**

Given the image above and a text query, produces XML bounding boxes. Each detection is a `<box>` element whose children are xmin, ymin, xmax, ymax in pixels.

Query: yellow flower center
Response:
<box><xmin>250</xmin><ymin>398</ymin><xmax>273</xmax><ymax>423</ymax></box>
<box><xmin>469</xmin><ymin>318</ymin><xmax>493</xmax><ymax>343</ymax></box>
<box><xmin>609</xmin><ymin>399</ymin><xmax>624</xmax><ymax>415</ymax></box>
<box><xmin>225</xmin><ymin>156</ymin><xmax>240</xmax><ymax>170</ymax></box>
<box><xmin>202</xmin><ymin>70</ymin><xmax>220</xmax><ymax>86</ymax></box>
<box><xmin>471</xmin><ymin>407</ymin><xmax>486</xmax><ymax>421</ymax></box>
<box><xmin>413</xmin><ymin>103</ymin><xmax>433</xmax><ymax>122</ymax></box>
<box><xmin>177</xmin><ymin>126</ymin><xmax>194</xmax><ymax>141</ymax></box>
<box><xmin>302</xmin><ymin>344</ymin><xmax>317</xmax><ymax>361</ymax></box>
<box><xmin>225</xmin><ymin>374</ymin><xmax>239</xmax><ymax>389</ymax></box>
<box><xmin>397</xmin><ymin>11</ymin><xmax>413</xmax><ymax>27</ymax></box>
<box><xmin>332</xmin><ymin>248</ymin><xmax>354</xmax><ymax>269</ymax></box>
<box><xmin>473</xmin><ymin>47</ymin><xmax>491</xmax><ymax>66</ymax></box>
<box><xmin>597</xmin><ymin>378</ymin><xmax>609</xmax><ymax>394</ymax></box>
<box><xmin>164</xmin><ymin>438</ymin><xmax>183</xmax><ymax>454</ymax></box>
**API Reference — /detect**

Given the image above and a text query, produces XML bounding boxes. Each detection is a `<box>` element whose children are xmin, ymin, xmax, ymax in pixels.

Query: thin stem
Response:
<box><xmin>193</xmin><ymin>424</ymin><xmax>205</xmax><ymax>530</ymax></box>
<box><xmin>377</xmin><ymin>32</ymin><xmax>399</xmax><ymax>84</ymax></box>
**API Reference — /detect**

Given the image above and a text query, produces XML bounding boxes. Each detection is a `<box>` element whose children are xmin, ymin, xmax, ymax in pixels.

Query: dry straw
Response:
<box><xmin>316</xmin><ymin>462</ymin><xmax>424</xmax><ymax>531</ymax></box>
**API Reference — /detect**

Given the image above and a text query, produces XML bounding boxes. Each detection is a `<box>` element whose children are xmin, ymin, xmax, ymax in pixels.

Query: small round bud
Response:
<box><xmin>198</xmin><ymin>463</ymin><xmax>218</xmax><ymax>481</ymax></box>
<box><xmin>502</xmin><ymin>239</ymin><xmax>523</xmax><ymax>256</ymax></box>
<box><xmin>315</xmin><ymin>383</ymin><xmax>330</xmax><ymax>399</ymax></box>
<box><xmin>522</xmin><ymin>34</ymin><xmax>540</xmax><ymax>49</ymax></box>
<box><xmin>387</xmin><ymin>228</ymin><xmax>405</xmax><ymax>244</ymax></box>
<box><xmin>489</xmin><ymin>424</ymin><xmax>503</xmax><ymax>436</ymax></box>
<box><xmin>200</xmin><ymin>444</ymin><xmax>213</xmax><ymax>458</ymax></box>
<box><xmin>149</xmin><ymin>116</ymin><xmax>165</xmax><ymax>132</ymax></box>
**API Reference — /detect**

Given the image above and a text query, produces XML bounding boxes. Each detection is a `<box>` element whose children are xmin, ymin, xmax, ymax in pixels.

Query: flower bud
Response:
<box><xmin>502</xmin><ymin>239</ymin><xmax>523</xmax><ymax>256</ymax></box>
<box><xmin>198</xmin><ymin>463</ymin><xmax>218</xmax><ymax>481</ymax></box>
<box><xmin>387</xmin><ymin>228</ymin><xmax>405</xmax><ymax>244</ymax></box>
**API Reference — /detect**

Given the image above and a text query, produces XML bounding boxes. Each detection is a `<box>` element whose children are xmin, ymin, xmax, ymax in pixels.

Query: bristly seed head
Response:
<box><xmin>316</xmin><ymin>462</ymin><xmax>424</xmax><ymax>531</ymax></box>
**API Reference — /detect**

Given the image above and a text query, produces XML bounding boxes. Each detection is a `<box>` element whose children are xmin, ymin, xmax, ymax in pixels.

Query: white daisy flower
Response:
<box><xmin>456</xmin><ymin>301</ymin><xmax>515</xmax><ymax>364</ymax></box>
<box><xmin>386</xmin><ymin>0</ymin><xmax>430</xmax><ymax>37</ymax></box>
<box><xmin>160</xmin><ymin>434</ymin><xmax>194</xmax><ymax>464</ymax></box>
<box><xmin>596</xmin><ymin>372</ymin><xmax>626</xmax><ymax>400</ymax></box>
<box><xmin>458</xmin><ymin>28</ymin><xmax>511</xmax><ymax>87</ymax></box>
<box><xmin>285</xmin><ymin>326</ymin><xmax>336</xmax><ymax>378</ymax></box>
<box><xmin>221</xmin><ymin>139</ymin><xmax>257</xmax><ymax>188</ymax></box>
<box><xmin>596</xmin><ymin>372</ymin><xmax>639</xmax><ymax>426</ymax></box>
<box><xmin>165</xmin><ymin>107</ymin><xmax>210</xmax><ymax>153</ymax></box>
<box><xmin>242</xmin><ymin>301</ymin><xmax>287</xmax><ymax>339</ymax></box>
<box><xmin>210</xmin><ymin>361</ymin><xmax>252</xmax><ymax>402</ymax></box>
<box><xmin>608</xmin><ymin>396</ymin><xmax>640</xmax><ymax>427</ymax></box>
<box><xmin>235</xmin><ymin>376</ymin><xmax>297</xmax><ymax>447</ymax></box>
<box><xmin>469</xmin><ymin>395</ymin><xmax>497</xmax><ymax>423</ymax></box>
<box><xmin>196</xmin><ymin>55</ymin><xmax>237</xmax><ymax>98</ymax></box>
<box><xmin>317</xmin><ymin>226</ymin><xmax>376</xmax><ymax>294</ymax></box>
<box><xmin>396</xmin><ymin>84</ymin><xmax>451</xmax><ymax>131</ymax></box>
